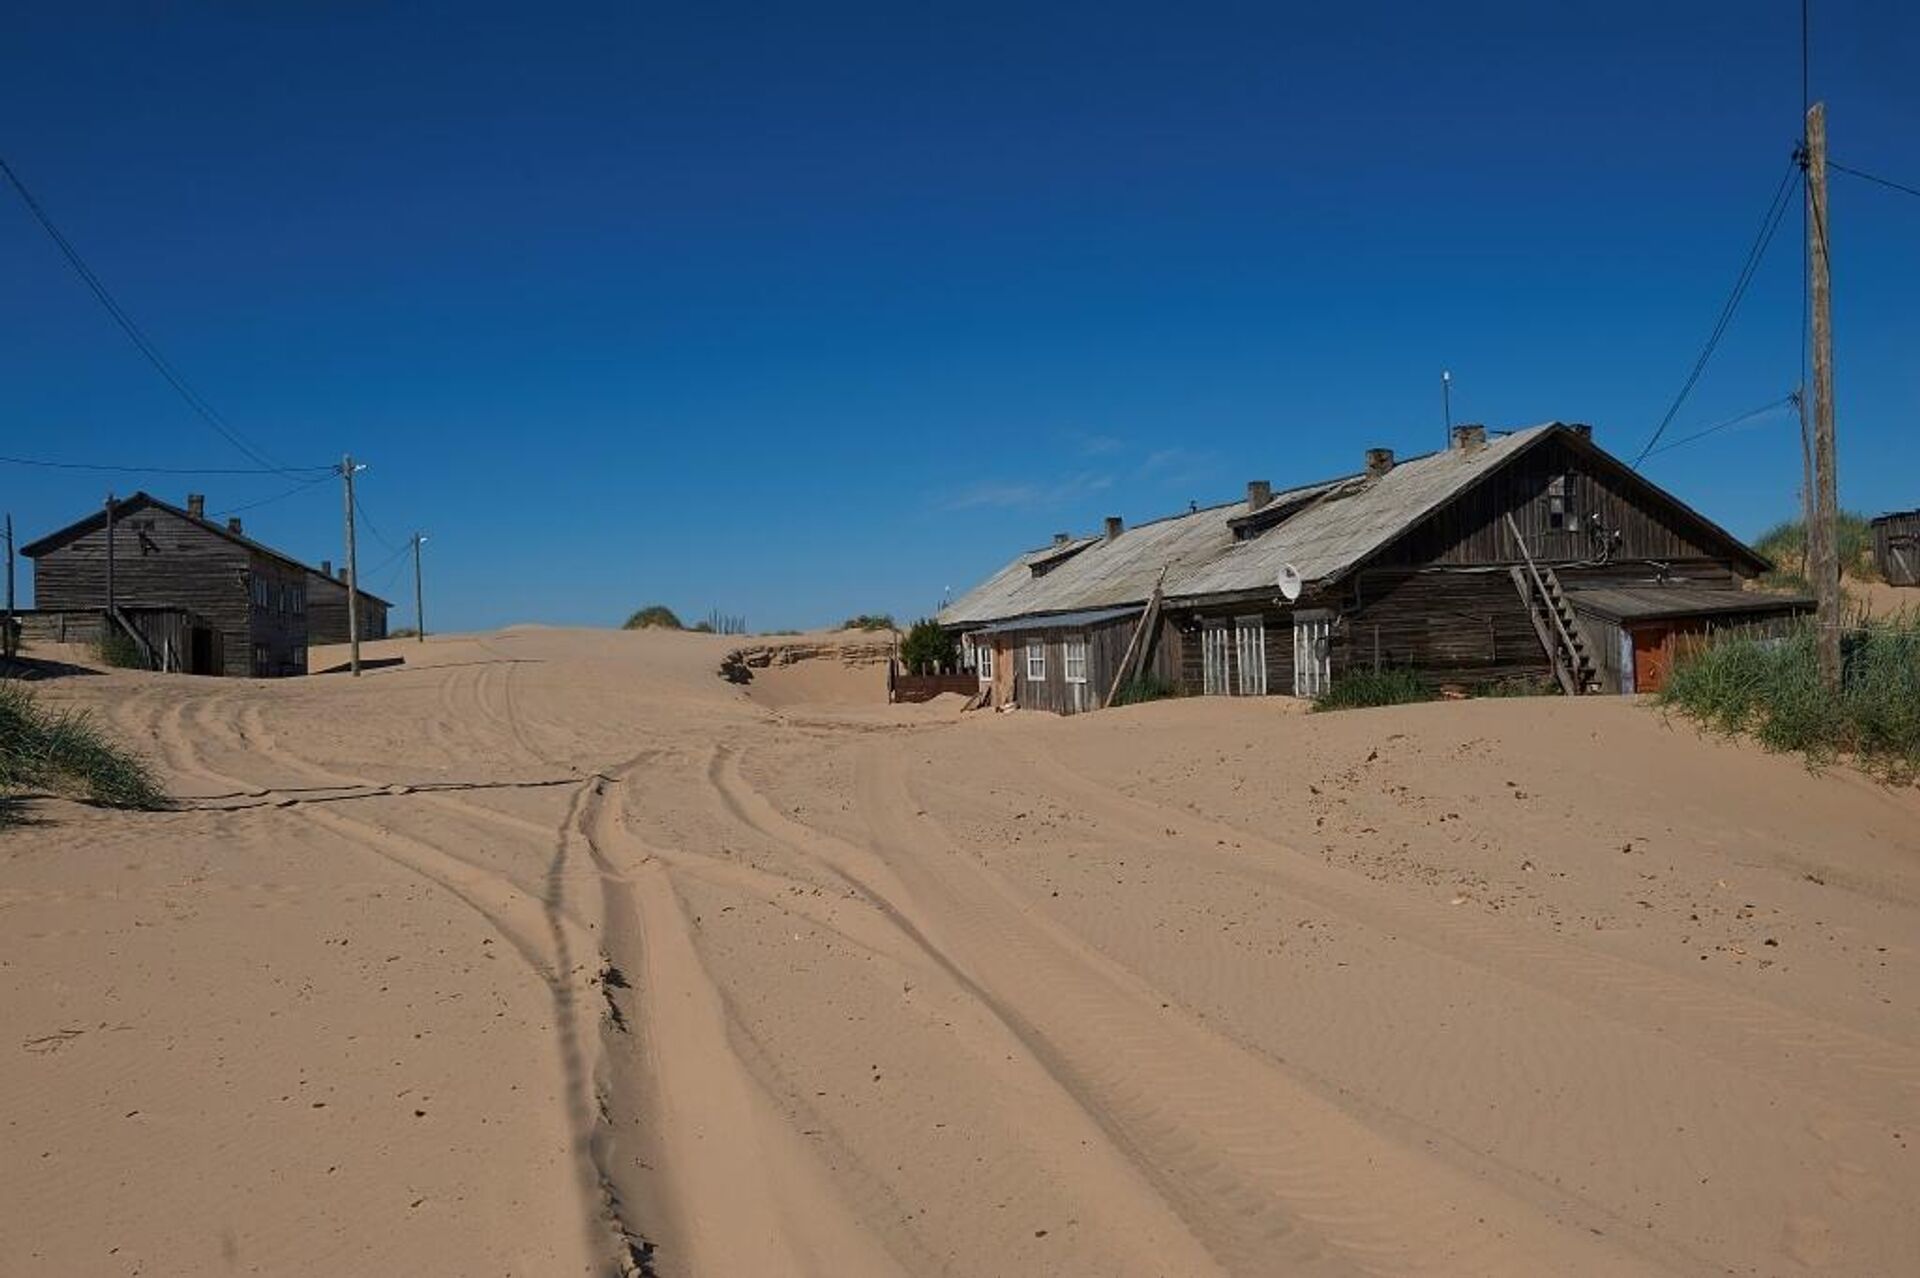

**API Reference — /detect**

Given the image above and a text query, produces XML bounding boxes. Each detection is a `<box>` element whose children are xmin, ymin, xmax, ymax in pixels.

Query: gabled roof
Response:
<box><xmin>305</xmin><ymin>568</ymin><xmax>395</xmax><ymax>609</ymax></box>
<box><xmin>20</xmin><ymin>490</ymin><xmax>395</xmax><ymax>607</ymax></box>
<box><xmin>939</xmin><ymin>423</ymin><xmax>1769</xmax><ymax>627</ymax></box>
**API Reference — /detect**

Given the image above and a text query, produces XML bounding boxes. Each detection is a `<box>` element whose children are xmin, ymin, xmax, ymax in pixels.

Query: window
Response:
<box><xmin>1025</xmin><ymin>640</ymin><xmax>1046</xmax><ymax>682</ymax></box>
<box><xmin>252</xmin><ymin>644</ymin><xmax>269</xmax><ymax>677</ymax></box>
<box><xmin>976</xmin><ymin>640</ymin><xmax>993</xmax><ymax>681</ymax></box>
<box><xmin>1547</xmin><ymin>474</ymin><xmax>1572</xmax><ymax>531</ymax></box>
<box><xmin>292</xmin><ymin>647</ymin><xmax>307</xmax><ymax>673</ymax></box>
<box><xmin>1202</xmin><ymin>620</ymin><xmax>1230</xmax><ymax>695</ymax></box>
<box><xmin>1234</xmin><ymin>617</ymin><xmax>1267</xmax><ymax>696</ymax></box>
<box><xmin>1063</xmin><ymin>635</ymin><xmax>1088</xmax><ymax>684</ymax></box>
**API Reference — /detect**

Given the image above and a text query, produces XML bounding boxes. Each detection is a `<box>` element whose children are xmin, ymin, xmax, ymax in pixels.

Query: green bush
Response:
<box><xmin>0</xmin><ymin>681</ymin><xmax>166</xmax><ymax>822</ymax></box>
<box><xmin>1112</xmin><ymin>673</ymin><xmax>1178</xmax><ymax>706</ymax></box>
<box><xmin>623</xmin><ymin>605</ymin><xmax>683</xmax><ymax>631</ymax></box>
<box><xmin>841</xmin><ymin>614</ymin><xmax>897</xmax><ymax>632</ymax></box>
<box><xmin>1312</xmin><ymin>667</ymin><xmax>1434</xmax><ymax>713</ymax></box>
<box><xmin>1752</xmin><ymin>512</ymin><xmax>1879</xmax><ymax>583</ymax></box>
<box><xmin>1472</xmin><ymin>675</ymin><xmax>1560</xmax><ymax>698</ymax></box>
<box><xmin>900</xmin><ymin>619</ymin><xmax>956</xmax><ymax>675</ymax></box>
<box><xmin>1660</xmin><ymin>613</ymin><xmax>1920</xmax><ymax>779</ymax></box>
<box><xmin>96</xmin><ymin>629</ymin><xmax>146</xmax><ymax>669</ymax></box>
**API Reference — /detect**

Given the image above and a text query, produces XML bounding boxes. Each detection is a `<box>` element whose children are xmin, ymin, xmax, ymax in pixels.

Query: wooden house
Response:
<box><xmin>21</xmin><ymin>492</ymin><xmax>312</xmax><ymax>677</ymax></box>
<box><xmin>941</xmin><ymin>423</ymin><xmax>1810</xmax><ymax>710</ymax></box>
<box><xmin>1870</xmin><ymin>510</ymin><xmax>1919</xmax><ymax>587</ymax></box>
<box><xmin>306</xmin><ymin>560</ymin><xmax>393</xmax><ymax>646</ymax></box>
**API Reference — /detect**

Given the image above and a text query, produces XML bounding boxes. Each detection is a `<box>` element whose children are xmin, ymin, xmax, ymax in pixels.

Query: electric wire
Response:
<box><xmin>1828</xmin><ymin>160</ymin><xmax>1920</xmax><ymax>202</ymax></box>
<box><xmin>0</xmin><ymin>452</ymin><xmax>331</xmax><ymax>476</ymax></box>
<box><xmin>352</xmin><ymin>489</ymin><xmax>399</xmax><ymax>554</ymax></box>
<box><xmin>212</xmin><ymin>472</ymin><xmax>336</xmax><ymax>519</ymax></box>
<box><xmin>0</xmin><ymin>155</ymin><xmax>314</xmax><ymax>475</ymax></box>
<box><xmin>1631</xmin><ymin>158</ymin><xmax>1802</xmax><ymax>469</ymax></box>
<box><xmin>1641</xmin><ymin>393</ymin><xmax>1798</xmax><ymax>461</ymax></box>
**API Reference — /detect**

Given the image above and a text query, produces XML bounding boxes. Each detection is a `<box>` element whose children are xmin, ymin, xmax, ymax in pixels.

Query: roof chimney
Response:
<box><xmin>1247</xmin><ymin>480</ymin><xmax>1273</xmax><ymax>512</ymax></box>
<box><xmin>1365</xmin><ymin>448</ymin><xmax>1395</xmax><ymax>477</ymax></box>
<box><xmin>1566</xmin><ymin>422</ymin><xmax>1593</xmax><ymax>441</ymax></box>
<box><xmin>321</xmin><ymin>559</ymin><xmax>332</xmax><ymax>578</ymax></box>
<box><xmin>1052</xmin><ymin>532</ymin><xmax>1070</xmax><ymax>546</ymax></box>
<box><xmin>338</xmin><ymin>565</ymin><xmax>348</xmax><ymax>581</ymax></box>
<box><xmin>227</xmin><ymin>517</ymin><xmax>243</xmax><ymax>535</ymax></box>
<box><xmin>1104</xmin><ymin>515</ymin><xmax>1124</xmax><ymax>543</ymax></box>
<box><xmin>186</xmin><ymin>493</ymin><xmax>206</xmax><ymax>520</ymax></box>
<box><xmin>1451</xmin><ymin>424</ymin><xmax>1487</xmax><ymax>453</ymax></box>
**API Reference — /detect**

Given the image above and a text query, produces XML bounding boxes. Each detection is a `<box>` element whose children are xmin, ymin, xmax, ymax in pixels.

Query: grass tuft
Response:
<box><xmin>1659</xmin><ymin>612</ymin><xmax>1920</xmax><ymax>780</ymax></box>
<box><xmin>1112</xmin><ymin>673</ymin><xmax>1179</xmax><ymax>706</ymax></box>
<box><xmin>0</xmin><ymin>681</ymin><xmax>167</xmax><ymax>821</ymax></box>
<box><xmin>1312</xmin><ymin>667</ymin><xmax>1434</xmax><ymax>712</ymax></box>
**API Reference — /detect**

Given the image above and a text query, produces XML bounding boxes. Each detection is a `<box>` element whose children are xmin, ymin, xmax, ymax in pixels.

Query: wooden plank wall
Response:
<box><xmin>1008</xmin><ymin>615</ymin><xmax>1178</xmax><ymax>714</ymax></box>
<box><xmin>1381</xmin><ymin>436</ymin><xmax>1733</xmax><ymax>568</ymax></box>
<box><xmin>308</xmin><ymin>577</ymin><xmax>391</xmax><ymax>645</ymax></box>
<box><xmin>1873</xmin><ymin>513</ymin><xmax>1920</xmax><ymax>586</ymax></box>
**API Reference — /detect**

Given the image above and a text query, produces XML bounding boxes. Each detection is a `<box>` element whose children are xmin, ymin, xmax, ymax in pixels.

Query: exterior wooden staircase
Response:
<box><xmin>1505</xmin><ymin>514</ymin><xmax>1599</xmax><ymax>695</ymax></box>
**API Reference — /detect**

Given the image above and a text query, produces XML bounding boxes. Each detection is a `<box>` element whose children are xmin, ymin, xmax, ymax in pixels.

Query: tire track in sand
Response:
<box><xmin>988</xmin><ymin>733</ymin><xmax>1920</xmax><ymax>1121</ymax></box>
<box><xmin>711</xmin><ymin>741</ymin><xmax>1645</xmax><ymax>1277</ymax></box>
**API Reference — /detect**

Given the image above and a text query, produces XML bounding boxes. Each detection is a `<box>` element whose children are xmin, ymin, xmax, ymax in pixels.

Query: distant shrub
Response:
<box><xmin>689</xmin><ymin>621</ymin><xmax>715</xmax><ymax>633</ymax></box>
<box><xmin>623</xmin><ymin>605</ymin><xmax>683</xmax><ymax>631</ymax></box>
<box><xmin>389</xmin><ymin>626</ymin><xmax>421</xmax><ymax>639</ymax></box>
<box><xmin>0</xmin><ymin>681</ymin><xmax>166</xmax><ymax>823</ymax></box>
<box><xmin>1312</xmin><ymin>667</ymin><xmax>1433</xmax><ymax>713</ymax></box>
<box><xmin>842</xmin><ymin>614</ymin><xmax>896</xmax><ymax>632</ymax></box>
<box><xmin>1660</xmin><ymin>613</ymin><xmax>1920</xmax><ymax>780</ymax></box>
<box><xmin>1471</xmin><ymin>675</ymin><xmax>1560</xmax><ymax>698</ymax></box>
<box><xmin>900</xmin><ymin>619</ymin><xmax>956</xmax><ymax>675</ymax></box>
<box><xmin>1112</xmin><ymin>673</ymin><xmax>1178</xmax><ymax>706</ymax></box>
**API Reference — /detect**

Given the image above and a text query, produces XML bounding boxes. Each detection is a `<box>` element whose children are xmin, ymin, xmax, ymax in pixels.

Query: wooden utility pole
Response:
<box><xmin>4</xmin><ymin>512</ymin><xmax>14</xmax><ymax>661</ymax></box>
<box><xmin>341</xmin><ymin>455</ymin><xmax>362</xmax><ymax>676</ymax></box>
<box><xmin>411</xmin><ymin>532</ymin><xmax>427</xmax><ymax>641</ymax></box>
<box><xmin>1805</xmin><ymin>102</ymin><xmax>1842</xmax><ymax>690</ymax></box>
<box><xmin>104</xmin><ymin>492</ymin><xmax>116</xmax><ymax>614</ymax></box>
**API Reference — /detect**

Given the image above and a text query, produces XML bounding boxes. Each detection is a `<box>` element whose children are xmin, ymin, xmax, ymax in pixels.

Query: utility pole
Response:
<box><xmin>4</xmin><ymin>513</ymin><xmax>14</xmax><ymax>661</ymax></box>
<box><xmin>341</xmin><ymin>454</ymin><xmax>364</xmax><ymax>676</ymax></box>
<box><xmin>104</xmin><ymin>492</ymin><xmax>116</xmax><ymax>615</ymax></box>
<box><xmin>411</xmin><ymin>532</ymin><xmax>427</xmax><ymax>641</ymax></box>
<box><xmin>1805</xmin><ymin>102</ymin><xmax>1841</xmax><ymax>690</ymax></box>
<box><xmin>1441</xmin><ymin>370</ymin><xmax>1453</xmax><ymax>449</ymax></box>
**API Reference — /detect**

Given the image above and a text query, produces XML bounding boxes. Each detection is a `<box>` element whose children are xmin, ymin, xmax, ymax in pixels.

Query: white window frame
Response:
<box><xmin>1234</xmin><ymin>616</ymin><xmax>1267</xmax><ymax>696</ymax></box>
<box><xmin>1293</xmin><ymin>610</ymin><xmax>1333</xmax><ymax>697</ymax></box>
<box><xmin>1201</xmin><ymin>619</ymin><xmax>1230</xmax><ymax>696</ymax></box>
<box><xmin>1025</xmin><ymin>639</ymin><xmax>1046</xmax><ymax>682</ymax></box>
<box><xmin>1063</xmin><ymin>634</ymin><xmax>1089</xmax><ymax>684</ymax></box>
<box><xmin>976</xmin><ymin>639</ymin><xmax>993</xmax><ymax>682</ymax></box>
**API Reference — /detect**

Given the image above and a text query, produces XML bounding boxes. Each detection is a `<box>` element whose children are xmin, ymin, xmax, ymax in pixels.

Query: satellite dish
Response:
<box><xmin>1276</xmin><ymin>563</ymin><xmax>1304</xmax><ymax>601</ymax></box>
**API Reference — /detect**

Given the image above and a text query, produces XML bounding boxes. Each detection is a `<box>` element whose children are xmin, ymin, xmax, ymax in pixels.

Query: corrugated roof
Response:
<box><xmin>1566</xmin><ymin>586</ymin><xmax>1813</xmax><ymax>623</ymax></box>
<box><xmin>978</xmin><ymin>606</ymin><xmax>1141</xmax><ymax>635</ymax></box>
<box><xmin>939</xmin><ymin>426</ymin><xmax>1559</xmax><ymax>627</ymax></box>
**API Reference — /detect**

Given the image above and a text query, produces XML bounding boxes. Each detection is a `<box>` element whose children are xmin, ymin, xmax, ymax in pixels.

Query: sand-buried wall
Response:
<box><xmin>721</xmin><ymin>634</ymin><xmax>895</xmax><ymax>708</ymax></box>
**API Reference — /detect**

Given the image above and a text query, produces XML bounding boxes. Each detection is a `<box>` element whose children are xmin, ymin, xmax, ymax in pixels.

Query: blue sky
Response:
<box><xmin>2</xmin><ymin>3</ymin><xmax>1915</xmax><ymax>631</ymax></box>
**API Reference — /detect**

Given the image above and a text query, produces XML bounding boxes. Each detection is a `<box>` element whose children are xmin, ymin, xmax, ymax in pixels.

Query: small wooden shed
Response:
<box><xmin>1871</xmin><ymin>510</ymin><xmax>1920</xmax><ymax>587</ymax></box>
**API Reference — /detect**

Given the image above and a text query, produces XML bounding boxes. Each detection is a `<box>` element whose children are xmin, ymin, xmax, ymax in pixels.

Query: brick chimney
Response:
<box><xmin>1365</xmin><ymin>448</ymin><xmax>1395</xmax><ymax>477</ymax></box>
<box><xmin>321</xmin><ymin>559</ymin><xmax>332</xmax><ymax>578</ymax></box>
<box><xmin>1104</xmin><ymin>515</ymin><xmax>1124</xmax><ymax>543</ymax></box>
<box><xmin>1247</xmin><ymin>480</ymin><xmax>1272</xmax><ymax>512</ymax></box>
<box><xmin>227</xmin><ymin>517</ymin><xmax>243</xmax><ymax>535</ymax></box>
<box><xmin>186</xmin><ymin>494</ymin><xmax>206</xmax><ymax>520</ymax></box>
<box><xmin>1451</xmin><ymin>424</ymin><xmax>1487</xmax><ymax>453</ymax></box>
<box><xmin>1052</xmin><ymin>532</ymin><xmax>1070</xmax><ymax>546</ymax></box>
<box><xmin>1566</xmin><ymin>422</ymin><xmax>1593</xmax><ymax>441</ymax></box>
<box><xmin>338</xmin><ymin>565</ymin><xmax>348</xmax><ymax>581</ymax></box>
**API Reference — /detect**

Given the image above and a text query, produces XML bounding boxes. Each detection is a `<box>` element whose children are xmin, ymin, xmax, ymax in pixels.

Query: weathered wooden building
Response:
<box><xmin>21</xmin><ymin>492</ymin><xmax>312</xmax><ymax>677</ymax></box>
<box><xmin>942</xmin><ymin>422</ymin><xmax>1810</xmax><ymax>710</ymax></box>
<box><xmin>1871</xmin><ymin>510</ymin><xmax>1919</xmax><ymax>587</ymax></box>
<box><xmin>307</xmin><ymin>560</ymin><xmax>392</xmax><ymax>646</ymax></box>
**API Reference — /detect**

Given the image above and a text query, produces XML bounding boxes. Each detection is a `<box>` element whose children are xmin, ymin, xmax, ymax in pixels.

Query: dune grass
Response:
<box><xmin>1751</xmin><ymin>512</ymin><xmax>1879</xmax><ymax>593</ymax></box>
<box><xmin>1659</xmin><ymin>613</ymin><xmax>1920</xmax><ymax>780</ymax></box>
<box><xmin>1112</xmin><ymin>673</ymin><xmax>1179</xmax><ymax>706</ymax></box>
<box><xmin>0</xmin><ymin>681</ymin><xmax>166</xmax><ymax>822</ymax></box>
<box><xmin>1311</xmin><ymin>667</ymin><xmax>1434</xmax><ymax>712</ymax></box>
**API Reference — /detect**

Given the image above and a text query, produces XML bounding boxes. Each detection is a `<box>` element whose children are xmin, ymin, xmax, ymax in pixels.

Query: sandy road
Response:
<box><xmin>3</xmin><ymin>626</ymin><xmax>1917</xmax><ymax>1276</ymax></box>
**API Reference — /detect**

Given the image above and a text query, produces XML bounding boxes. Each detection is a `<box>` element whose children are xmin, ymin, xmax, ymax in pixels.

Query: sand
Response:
<box><xmin>3</xmin><ymin>626</ymin><xmax>1917</xmax><ymax>1276</ymax></box>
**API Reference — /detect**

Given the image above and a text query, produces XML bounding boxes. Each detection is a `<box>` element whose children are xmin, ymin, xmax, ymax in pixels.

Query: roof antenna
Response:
<box><xmin>1441</xmin><ymin>370</ymin><xmax>1453</xmax><ymax>449</ymax></box>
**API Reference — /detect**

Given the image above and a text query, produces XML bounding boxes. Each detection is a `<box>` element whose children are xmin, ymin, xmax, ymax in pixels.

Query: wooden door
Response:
<box><xmin>1631</xmin><ymin>624</ymin><xmax>1671</xmax><ymax>693</ymax></box>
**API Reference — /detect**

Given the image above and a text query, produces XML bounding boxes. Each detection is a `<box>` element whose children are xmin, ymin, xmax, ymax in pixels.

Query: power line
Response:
<box><xmin>1828</xmin><ymin>160</ymin><xmax>1920</xmax><ymax>202</ymax></box>
<box><xmin>352</xmin><ymin>489</ymin><xmax>399</xmax><ymax>554</ymax></box>
<box><xmin>0</xmin><ymin>155</ymin><xmax>311</xmax><ymax>476</ymax></box>
<box><xmin>0</xmin><ymin>452</ymin><xmax>330</xmax><ymax>477</ymax></box>
<box><xmin>213</xmin><ymin>471</ymin><xmax>336</xmax><ymax>518</ymax></box>
<box><xmin>1641</xmin><ymin>392</ymin><xmax>1797</xmax><ymax>461</ymax></box>
<box><xmin>1631</xmin><ymin>158</ymin><xmax>1801</xmax><ymax>469</ymax></box>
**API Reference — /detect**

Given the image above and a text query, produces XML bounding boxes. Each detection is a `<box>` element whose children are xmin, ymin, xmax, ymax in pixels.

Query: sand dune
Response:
<box><xmin>3</xmin><ymin>627</ymin><xmax>1916</xmax><ymax>1276</ymax></box>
